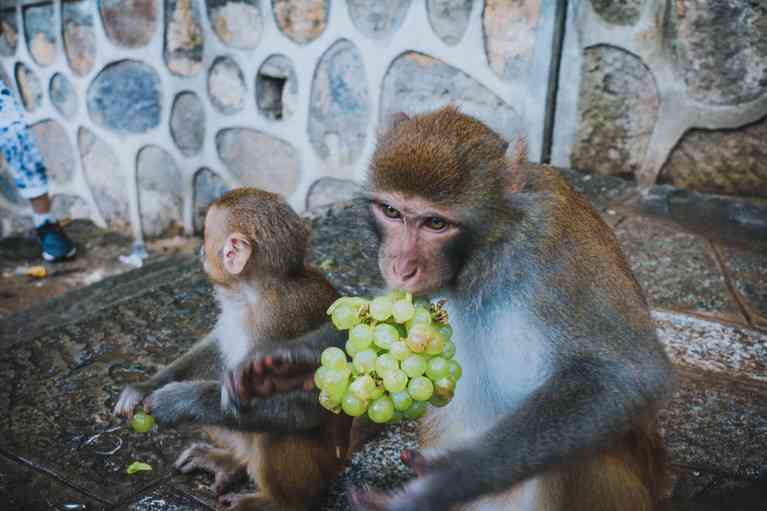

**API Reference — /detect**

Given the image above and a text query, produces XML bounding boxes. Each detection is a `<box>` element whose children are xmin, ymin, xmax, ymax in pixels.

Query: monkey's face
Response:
<box><xmin>370</xmin><ymin>192</ymin><xmax>463</xmax><ymax>296</ymax></box>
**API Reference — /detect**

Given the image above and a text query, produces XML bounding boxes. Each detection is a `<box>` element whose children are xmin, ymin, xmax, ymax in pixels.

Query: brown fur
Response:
<box><xmin>205</xmin><ymin>189</ymin><xmax>352</xmax><ymax>510</ymax></box>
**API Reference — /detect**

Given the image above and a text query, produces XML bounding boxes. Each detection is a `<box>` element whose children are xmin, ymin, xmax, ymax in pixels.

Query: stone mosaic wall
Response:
<box><xmin>2</xmin><ymin>0</ymin><xmax>766</xmax><ymax>243</ymax></box>
<box><xmin>553</xmin><ymin>0</ymin><xmax>767</xmax><ymax>197</ymax></box>
<box><xmin>0</xmin><ymin>0</ymin><xmax>560</xmax><ymax>243</ymax></box>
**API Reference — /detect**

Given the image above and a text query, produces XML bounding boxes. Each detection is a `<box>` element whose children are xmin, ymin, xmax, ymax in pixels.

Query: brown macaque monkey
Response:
<box><xmin>228</xmin><ymin>107</ymin><xmax>673</xmax><ymax>511</ymax></box>
<box><xmin>113</xmin><ymin>188</ymin><xmax>352</xmax><ymax>511</ymax></box>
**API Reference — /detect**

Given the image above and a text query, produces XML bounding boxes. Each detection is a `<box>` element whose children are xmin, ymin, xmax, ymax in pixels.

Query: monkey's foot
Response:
<box><xmin>218</xmin><ymin>492</ymin><xmax>275</xmax><ymax>511</ymax></box>
<box><xmin>175</xmin><ymin>443</ymin><xmax>246</xmax><ymax>495</ymax></box>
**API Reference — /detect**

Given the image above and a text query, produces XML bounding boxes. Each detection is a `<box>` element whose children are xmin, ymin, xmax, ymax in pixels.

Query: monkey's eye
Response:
<box><xmin>425</xmin><ymin>217</ymin><xmax>448</xmax><ymax>231</ymax></box>
<box><xmin>381</xmin><ymin>203</ymin><xmax>402</xmax><ymax>220</ymax></box>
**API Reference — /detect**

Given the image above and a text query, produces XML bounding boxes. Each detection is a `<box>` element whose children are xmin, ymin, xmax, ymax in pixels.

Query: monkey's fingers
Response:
<box><xmin>224</xmin><ymin>370</ymin><xmax>245</xmax><ymax>408</ymax></box>
<box><xmin>251</xmin><ymin>377</ymin><xmax>275</xmax><ymax>397</ymax></box>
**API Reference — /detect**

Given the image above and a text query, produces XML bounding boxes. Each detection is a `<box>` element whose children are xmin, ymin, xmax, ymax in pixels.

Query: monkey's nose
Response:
<box><xmin>393</xmin><ymin>261</ymin><xmax>419</xmax><ymax>282</ymax></box>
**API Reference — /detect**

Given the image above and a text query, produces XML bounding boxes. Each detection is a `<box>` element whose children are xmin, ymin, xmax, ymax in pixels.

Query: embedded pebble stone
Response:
<box><xmin>272</xmin><ymin>0</ymin><xmax>328</xmax><ymax>44</ymax></box>
<box><xmin>99</xmin><ymin>0</ymin><xmax>157</xmax><ymax>48</ymax></box>
<box><xmin>0</xmin><ymin>7</ymin><xmax>17</xmax><ymax>56</ymax></box>
<box><xmin>137</xmin><ymin>146</ymin><xmax>184</xmax><ymax>238</ymax></box>
<box><xmin>63</xmin><ymin>1</ymin><xmax>97</xmax><ymax>76</ymax></box>
<box><xmin>50</xmin><ymin>74</ymin><xmax>78</xmax><ymax>119</ymax></box>
<box><xmin>380</xmin><ymin>52</ymin><xmax>521</xmax><ymax>141</ymax></box>
<box><xmin>23</xmin><ymin>3</ymin><xmax>56</xmax><ymax>66</ymax></box>
<box><xmin>427</xmin><ymin>0</ymin><xmax>473</xmax><ymax>46</ymax></box>
<box><xmin>483</xmin><ymin>0</ymin><xmax>540</xmax><ymax>80</ymax></box>
<box><xmin>305</xmin><ymin>177</ymin><xmax>360</xmax><ymax>210</ymax></box>
<box><xmin>309</xmin><ymin>40</ymin><xmax>369</xmax><ymax>165</ymax></box>
<box><xmin>14</xmin><ymin>63</ymin><xmax>42</xmax><ymax>112</ymax></box>
<box><xmin>572</xmin><ymin>46</ymin><xmax>659</xmax><ymax>178</ymax></box>
<box><xmin>591</xmin><ymin>0</ymin><xmax>642</xmax><ymax>25</ymax></box>
<box><xmin>346</xmin><ymin>0</ymin><xmax>411</xmax><ymax>39</ymax></box>
<box><xmin>170</xmin><ymin>91</ymin><xmax>205</xmax><ymax>156</ymax></box>
<box><xmin>51</xmin><ymin>194</ymin><xmax>91</xmax><ymax>221</ymax></box>
<box><xmin>78</xmin><ymin>128</ymin><xmax>129</xmax><ymax>227</ymax></box>
<box><xmin>87</xmin><ymin>60</ymin><xmax>162</xmax><ymax>134</ymax></box>
<box><xmin>207</xmin><ymin>0</ymin><xmax>263</xmax><ymax>49</ymax></box>
<box><xmin>193</xmin><ymin>168</ymin><xmax>230</xmax><ymax>233</ymax></box>
<box><xmin>208</xmin><ymin>57</ymin><xmax>246</xmax><ymax>114</ymax></box>
<box><xmin>671</xmin><ymin>0</ymin><xmax>767</xmax><ymax>105</ymax></box>
<box><xmin>256</xmin><ymin>54</ymin><xmax>297</xmax><ymax>121</ymax></box>
<box><xmin>31</xmin><ymin>120</ymin><xmax>75</xmax><ymax>186</ymax></box>
<box><xmin>165</xmin><ymin>0</ymin><xmax>204</xmax><ymax>77</ymax></box>
<box><xmin>216</xmin><ymin>128</ymin><xmax>300</xmax><ymax>196</ymax></box>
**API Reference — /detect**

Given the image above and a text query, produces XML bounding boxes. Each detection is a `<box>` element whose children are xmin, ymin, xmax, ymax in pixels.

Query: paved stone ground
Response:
<box><xmin>1</xmin><ymin>170</ymin><xmax>766</xmax><ymax>510</ymax></box>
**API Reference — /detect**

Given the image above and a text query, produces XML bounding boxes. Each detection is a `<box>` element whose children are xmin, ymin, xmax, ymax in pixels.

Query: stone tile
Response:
<box><xmin>654</xmin><ymin>310</ymin><xmax>767</xmax><ymax>382</ymax></box>
<box><xmin>347</xmin><ymin>0</ymin><xmax>411</xmax><ymax>39</ymax></box>
<box><xmin>0</xmin><ymin>452</ymin><xmax>106</xmax><ymax>511</ymax></box>
<box><xmin>715</xmin><ymin>244</ymin><xmax>767</xmax><ymax>329</ymax></box>
<box><xmin>483</xmin><ymin>0</ymin><xmax>540</xmax><ymax>80</ymax></box>
<box><xmin>614</xmin><ymin>216</ymin><xmax>742</xmax><ymax>318</ymax></box>
<box><xmin>427</xmin><ymin>0</ymin><xmax>472</xmax><ymax>46</ymax></box>
<box><xmin>591</xmin><ymin>0</ymin><xmax>642</xmax><ymax>25</ymax></box>
<box><xmin>659</xmin><ymin>366</ymin><xmax>767</xmax><ymax>481</ymax></box>
<box><xmin>100</xmin><ymin>0</ymin><xmax>157</xmax><ymax>48</ymax></box>
<box><xmin>305</xmin><ymin>177</ymin><xmax>361</xmax><ymax>211</ymax></box>
<box><xmin>272</xmin><ymin>0</ymin><xmax>328</xmax><ymax>44</ymax></box>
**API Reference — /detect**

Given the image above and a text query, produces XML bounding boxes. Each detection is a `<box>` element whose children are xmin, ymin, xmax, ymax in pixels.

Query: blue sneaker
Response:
<box><xmin>36</xmin><ymin>221</ymin><xmax>76</xmax><ymax>262</ymax></box>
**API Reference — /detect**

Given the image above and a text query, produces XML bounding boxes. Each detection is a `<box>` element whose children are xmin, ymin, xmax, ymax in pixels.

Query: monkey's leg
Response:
<box><xmin>175</xmin><ymin>442</ymin><xmax>246</xmax><ymax>495</ymax></box>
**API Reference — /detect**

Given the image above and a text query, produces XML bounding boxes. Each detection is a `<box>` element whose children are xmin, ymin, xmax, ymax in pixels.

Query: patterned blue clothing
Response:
<box><xmin>0</xmin><ymin>78</ymin><xmax>48</xmax><ymax>200</ymax></box>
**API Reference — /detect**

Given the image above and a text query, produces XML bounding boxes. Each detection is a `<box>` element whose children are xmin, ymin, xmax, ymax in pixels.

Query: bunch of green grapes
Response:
<box><xmin>315</xmin><ymin>290</ymin><xmax>462</xmax><ymax>424</ymax></box>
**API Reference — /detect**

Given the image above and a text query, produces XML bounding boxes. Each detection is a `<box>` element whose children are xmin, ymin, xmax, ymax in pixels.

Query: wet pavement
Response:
<box><xmin>1</xmin><ymin>170</ymin><xmax>766</xmax><ymax>510</ymax></box>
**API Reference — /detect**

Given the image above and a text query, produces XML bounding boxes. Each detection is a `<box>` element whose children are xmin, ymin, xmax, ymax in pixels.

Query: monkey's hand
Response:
<box><xmin>113</xmin><ymin>383</ymin><xmax>152</xmax><ymax>419</ymax></box>
<box><xmin>144</xmin><ymin>381</ymin><xmax>219</xmax><ymax>427</ymax></box>
<box><xmin>224</xmin><ymin>354</ymin><xmax>316</xmax><ymax>410</ymax></box>
<box><xmin>350</xmin><ymin>450</ymin><xmax>447</xmax><ymax>511</ymax></box>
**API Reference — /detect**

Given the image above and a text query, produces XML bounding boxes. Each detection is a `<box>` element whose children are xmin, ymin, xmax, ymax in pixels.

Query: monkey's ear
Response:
<box><xmin>504</xmin><ymin>136</ymin><xmax>529</xmax><ymax>194</ymax></box>
<box><xmin>223</xmin><ymin>232</ymin><xmax>252</xmax><ymax>275</ymax></box>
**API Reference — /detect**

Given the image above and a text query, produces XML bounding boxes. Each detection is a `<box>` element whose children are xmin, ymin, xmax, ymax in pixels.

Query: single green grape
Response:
<box><xmin>321</xmin><ymin>347</ymin><xmax>348</xmax><ymax>370</ymax></box>
<box><xmin>382</xmin><ymin>368</ymin><xmax>409</xmax><ymax>393</ymax></box>
<box><xmin>425</xmin><ymin>357</ymin><xmax>450</xmax><ymax>381</ymax></box>
<box><xmin>401</xmin><ymin>354</ymin><xmax>427</xmax><ymax>378</ymax></box>
<box><xmin>345</xmin><ymin>339</ymin><xmax>360</xmax><ymax>358</ymax></box>
<box><xmin>369</xmin><ymin>296</ymin><xmax>394</xmax><ymax>321</ymax></box>
<box><xmin>373</xmin><ymin>323</ymin><xmax>400</xmax><ymax>350</ymax></box>
<box><xmin>392</xmin><ymin>299</ymin><xmax>416</xmax><ymax>323</ymax></box>
<box><xmin>425</xmin><ymin>328</ymin><xmax>446</xmax><ymax>355</ymax></box>
<box><xmin>375</xmin><ymin>353</ymin><xmax>399</xmax><ymax>375</ymax></box>
<box><xmin>408</xmin><ymin>376</ymin><xmax>434</xmax><ymax>401</ymax></box>
<box><xmin>324</xmin><ymin>368</ymin><xmax>350</xmax><ymax>402</ymax></box>
<box><xmin>319</xmin><ymin>390</ymin><xmax>341</xmax><ymax>413</ymax></box>
<box><xmin>349</xmin><ymin>374</ymin><xmax>376</xmax><ymax>400</ymax></box>
<box><xmin>447</xmin><ymin>360</ymin><xmax>463</xmax><ymax>382</ymax></box>
<box><xmin>131</xmin><ymin>412</ymin><xmax>155</xmax><ymax>433</ymax></box>
<box><xmin>331</xmin><ymin>303</ymin><xmax>359</xmax><ymax>330</ymax></box>
<box><xmin>406</xmin><ymin>305</ymin><xmax>432</xmax><ymax>329</ymax></box>
<box><xmin>353</xmin><ymin>349</ymin><xmax>377</xmax><ymax>374</ymax></box>
<box><xmin>405</xmin><ymin>324</ymin><xmax>432</xmax><ymax>353</ymax></box>
<box><xmin>341</xmin><ymin>391</ymin><xmax>368</xmax><ymax>417</ymax></box>
<box><xmin>367</xmin><ymin>395</ymin><xmax>395</xmax><ymax>424</ymax></box>
<box><xmin>433</xmin><ymin>377</ymin><xmax>456</xmax><ymax>399</ymax></box>
<box><xmin>441</xmin><ymin>339</ymin><xmax>456</xmax><ymax>359</ymax></box>
<box><xmin>389</xmin><ymin>340</ymin><xmax>412</xmax><ymax>361</ymax></box>
<box><xmin>314</xmin><ymin>366</ymin><xmax>331</xmax><ymax>390</ymax></box>
<box><xmin>402</xmin><ymin>399</ymin><xmax>428</xmax><ymax>420</ymax></box>
<box><xmin>390</xmin><ymin>389</ymin><xmax>413</xmax><ymax>411</ymax></box>
<box><xmin>349</xmin><ymin>324</ymin><xmax>374</xmax><ymax>352</ymax></box>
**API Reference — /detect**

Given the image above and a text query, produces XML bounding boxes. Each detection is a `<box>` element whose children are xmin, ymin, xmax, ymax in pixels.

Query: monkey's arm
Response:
<box><xmin>145</xmin><ymin>380</ymin><xmax>325</xmax><ymax>432</ymax></box>
<box><xmin>113</xmin><ymin>333</ymin><xmax>221</xmax><ymax>417</ymax></box>
<box><xmin>353</xmin><ymin>352</ymin><xmax>672</xmax><ymax>511</ymax></box>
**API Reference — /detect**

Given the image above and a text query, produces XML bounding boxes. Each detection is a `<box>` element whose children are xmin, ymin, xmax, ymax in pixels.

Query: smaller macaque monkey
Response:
<box><xmin>113</xmin><ymin>188</ymin><xmax>351</xmax><ymax>511</ymax></box>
